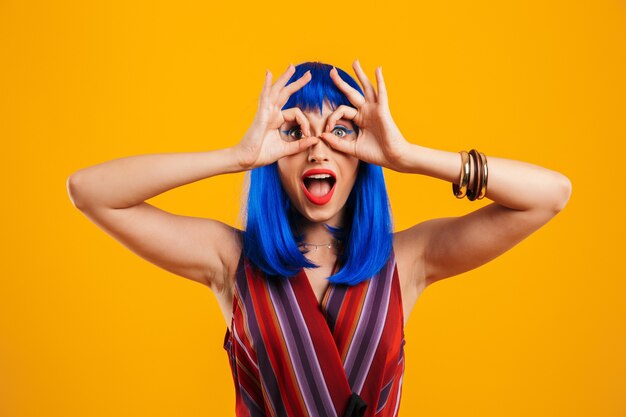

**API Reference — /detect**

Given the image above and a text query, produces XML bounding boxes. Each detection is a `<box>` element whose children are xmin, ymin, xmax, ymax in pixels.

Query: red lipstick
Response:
<box><xmin>301</xmin><ymin>169</ymin><xmax>337</xmax><ymax>206</ymax></box>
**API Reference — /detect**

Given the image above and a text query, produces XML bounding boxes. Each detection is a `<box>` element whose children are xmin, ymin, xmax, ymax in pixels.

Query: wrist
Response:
<box><xmin>230</xmin><ymin>144</ymin><xmax>258</xmax><ymax>172</ymax></box>
<box><xmin>393</xmin><ymin>142</ymin><xmax>421</xmax><ymax>173</ymax></box>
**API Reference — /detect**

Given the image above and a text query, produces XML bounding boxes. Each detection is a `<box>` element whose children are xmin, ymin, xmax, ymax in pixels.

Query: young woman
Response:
<box><xmin>67</xmin><ymin>60</ymin><xmax>572</xmax><ymax>417</ymax></box>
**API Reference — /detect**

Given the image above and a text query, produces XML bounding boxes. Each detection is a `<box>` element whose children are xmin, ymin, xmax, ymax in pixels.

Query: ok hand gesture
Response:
<box><xmin>320</xmin><ymin>60</ymin><xmax>411</xmax><ymax>172</ymax></box>
<box><xmin>235</xmin><ymin>65</ymin><xmax>320</xmax><ymax>170</ymax></box>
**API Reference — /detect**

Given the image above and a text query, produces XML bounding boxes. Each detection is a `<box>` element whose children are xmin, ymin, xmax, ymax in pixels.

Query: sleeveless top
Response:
<box><xmin>222</xmin><ymin>247</ymin><xmax>406</xmax><ymax>417</ymax></box>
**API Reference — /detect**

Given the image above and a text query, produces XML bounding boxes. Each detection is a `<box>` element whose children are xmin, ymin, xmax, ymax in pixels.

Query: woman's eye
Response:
<box><xmin>332</xmin><ymin>126</ymin><xmax>352</xmax><ymax>138</ymax></box>
<box><xmin>288</xmin><ymin>127</ymin><xmax>304</xmax><ymax>140</ymax></box>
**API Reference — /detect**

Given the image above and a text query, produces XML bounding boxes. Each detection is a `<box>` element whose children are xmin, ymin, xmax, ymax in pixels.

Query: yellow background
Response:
<box><xmin>1</xmin><ymin>0</ymin><xmax>624</xmax><ymax>416</ymax></box>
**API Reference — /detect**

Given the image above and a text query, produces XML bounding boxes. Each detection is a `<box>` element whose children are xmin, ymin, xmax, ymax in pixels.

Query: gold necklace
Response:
<box><xmin>297</xmin><ymin>239</ymin><xmax>340</xmax><ymax>251</ymax></box>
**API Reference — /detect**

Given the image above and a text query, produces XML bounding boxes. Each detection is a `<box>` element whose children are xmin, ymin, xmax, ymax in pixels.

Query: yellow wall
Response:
<box><xmin>1</xmin><ymin>0</ymin><xmax>624</xmax><ymax>416</ymax></box>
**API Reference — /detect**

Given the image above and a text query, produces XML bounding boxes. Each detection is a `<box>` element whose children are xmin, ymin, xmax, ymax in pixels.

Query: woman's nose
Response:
<box><xmin>307</xmin><ymin>136</ymin><xmax>331</xmax><ymax>162</ymax></box>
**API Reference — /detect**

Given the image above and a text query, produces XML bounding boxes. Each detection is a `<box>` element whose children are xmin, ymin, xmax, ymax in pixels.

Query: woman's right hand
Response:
<box><xmin>234</xmin><ymin>65</ymin><xmax>320</xmax><ymax>170</ymax></box>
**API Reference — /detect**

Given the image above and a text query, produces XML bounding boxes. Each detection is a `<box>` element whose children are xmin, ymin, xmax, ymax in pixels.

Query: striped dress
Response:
<box><xmin>222</xmin><ymin>247</ymin><xmax>406</xmax><ymax>417</ymax></box>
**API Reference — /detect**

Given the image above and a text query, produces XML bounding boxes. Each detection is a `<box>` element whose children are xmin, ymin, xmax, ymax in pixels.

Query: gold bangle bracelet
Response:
<box><xmin>477</xmin><ymin>151</ymin><xmax>488</xmax><ymax>199</ymax></box>
<box><xmin>452</xmin><ymin>151</ymin><xmax>470</xmax><ymax>198</ymax></box>
<box><xmin>467</xmin><ymin>149</ymin><xmax>482</xmax><ymax>201</ymax></box>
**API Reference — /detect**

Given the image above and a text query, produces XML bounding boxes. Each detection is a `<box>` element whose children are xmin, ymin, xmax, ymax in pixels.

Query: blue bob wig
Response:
<box><xmin>242</xmin><ymin>61</ymin><xmax>393</xmax><ymax>286</ymax></box>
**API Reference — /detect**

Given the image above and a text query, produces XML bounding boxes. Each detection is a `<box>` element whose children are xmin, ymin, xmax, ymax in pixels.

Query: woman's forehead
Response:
<box><xmin>299</xmin><ymin>102</ymin><xmax>352</xmax><ymax>119</ymax></box>
<box><xmin>289</xmin><ymin>107</ymin><xmax>355</xmax><ymax>126</ymax></box>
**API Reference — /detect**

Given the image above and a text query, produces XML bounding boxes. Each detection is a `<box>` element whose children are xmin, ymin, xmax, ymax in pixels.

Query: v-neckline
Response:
<box><xmin>289</xmin><ymin>257</ymin><xmax>357</xmax><ymax>412</ymax></box>
<box><xmin>300</xmin><ymin>255</ymin><xmax>341</xmax><ymax>312</ymax></box>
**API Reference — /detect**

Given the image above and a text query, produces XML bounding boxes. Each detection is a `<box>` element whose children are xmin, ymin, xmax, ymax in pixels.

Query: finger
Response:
<box><xmin>352</xmin><ymin>59</ymin><xmax>376</xmax><ymax>102</ymax></box>
<box><xmin>329</xmin><ymin>67</ymin><xmax>366</xmax><ymax>108</ymax></box>
<box><xmin>259</xmin><ymin>70</ymin><xmax>273</xmax><ymax>104</ymax></box>
<box><xmin>324</xmin><ymin>105</ymin><xmax>358</xmax><ymax>133</ymax></box>
<box><xmin>281</xmin><ymin>107</ymin><xmax>311</xmax><ymax>137</ymax></box>
<box><xmin>283</xmin><ymin>136</ymin><xmax>320</xmax><ymax>157</ymax></box>
<box><xmin>375</xmin><ymin>66</ymin><xmax>388</xmax><ymax>106</ymax></box>
<box><xmin>320</xmin><ymin>132</ymin><xmax>357</xmax><ymax>157</ymax></box>
<box><xmin>270</xmin><ymin>64</ymin><xmax>296</xmax><ymax>99</ymax></box>
<box><xmin>277</xmin><ymin>70</ymin><xmax>311</xmax><ymax>109</ymax></box>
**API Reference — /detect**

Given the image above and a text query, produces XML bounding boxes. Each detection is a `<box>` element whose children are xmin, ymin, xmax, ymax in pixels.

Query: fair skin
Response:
<box><xmin>276</xmin><ymin>102</ymin><xmax>359</xmax><ymax>251</ymax></box>
<box><xmin>277</xmin><ymin>106</ymin><xmax>358</xmax><ymax>224</ymax></box>
<box><xmin>67</xmin><ymin>61</ymin><xmax>572</xmax><ymax>332</ymax></box>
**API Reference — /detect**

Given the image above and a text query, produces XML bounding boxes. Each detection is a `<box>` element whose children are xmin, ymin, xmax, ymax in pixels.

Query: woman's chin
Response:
<box><xmin>299</xmin><ymin>203</ymin><xmax>345</xmax><ymax>225</ymax></box>
<box><xmin>305</xmin><ymin>214</ymin><xmax>335</xmax><ymax>224</ymax></box>
<box><xmin>288</xmin><ymin>192</ymin><xmax>347</xmax><ymax>226</ymax></box>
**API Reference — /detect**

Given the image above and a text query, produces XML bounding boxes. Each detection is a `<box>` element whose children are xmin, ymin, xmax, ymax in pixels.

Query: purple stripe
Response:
<box><xmin>376</xmin><ymin>353</ymin><xmax>405</xmax><ymax>413</ymax></box>
<box><xmin>240</xmin><ymin>383</ymin><xmax>266</xmax><ymax>416</ymax></box>
<box><xmin>233</xmin><ymin>324</ymin><xmax>259</xmax><ymax>370</ymax></box>
<box><xmin>325</xmin><ymin>285</ymin><xmax>347</xmax><ymax>333</ymax></box>
<box><xmin>237</xmin><ymin>263</ymin><xmax>287</xmax><ymax>417</ymax></box>
<box><xmin>228</xmin><ymin>248</ymin><xmax>407</xmax><ymax>416</ymax></box>
<box><xmin>344</xmin><ymin>252</ymin><xmax>395</xmax><ymax>393</ymax></box>
<box><xmin>392</xmin><ymin>372</ymin><xmax>404</xmax><ymax>417</ymax></box>
<box><xmin>267</xmin><ymin>276</ymin><xmax>338</xmax><ymax>417</ymax></box>
<box><xmin>376</xmin><ymin>375</ymin><xmax>395</xmax><ymax>413</ymax></box>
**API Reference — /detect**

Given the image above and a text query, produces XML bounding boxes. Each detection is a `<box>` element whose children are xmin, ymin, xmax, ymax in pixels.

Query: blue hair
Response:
<box><xmin>242</xmin><ymin>61</ymin><xmax>393</xmax><ymax>285</ymax></box>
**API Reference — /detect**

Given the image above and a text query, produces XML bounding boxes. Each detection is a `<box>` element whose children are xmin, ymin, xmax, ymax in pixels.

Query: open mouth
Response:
<box><xmin>301</xmin><ymin>170</ymin><xmax>337</xmax><ymax>205</ymax></box>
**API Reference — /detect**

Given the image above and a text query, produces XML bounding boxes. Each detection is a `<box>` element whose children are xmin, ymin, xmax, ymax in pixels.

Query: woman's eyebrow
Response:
<box><xmin>333</xmin><ymin>118</ymin><xmax>357</xmax><ymax>127</ymax></box>
<box><xmin>280</xmin><ymin>111</ymin><xmax>355</xmax><ymax>127</ymax></box>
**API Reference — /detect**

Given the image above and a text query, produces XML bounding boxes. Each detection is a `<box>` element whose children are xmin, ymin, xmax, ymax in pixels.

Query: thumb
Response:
<box><xmin>282</xmin><ymin>136</ymin><xmax>320</xmax><ymax>157</ymax></box>
<box><xmin>320</xmin><ymin>133</ymin><xmax>356</xmax><ymax>156</ymax></box>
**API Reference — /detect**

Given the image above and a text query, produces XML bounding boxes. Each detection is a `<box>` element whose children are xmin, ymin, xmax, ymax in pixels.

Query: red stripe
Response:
<box><xmin>231</xmin><ymin>288</ymin><xmax>265</xmax><ymax>412</ymax></box>
<box><xmin>227</xmin><ymin>253</ymin><xmax>406</xmax><ymax>416</ymax></box>
<box><xmin>334</xmin><ymin>279</ymin><xmax>370</xmax><ymax>361</ymax></box>
<box><xmin>234</xmin><ymin>296</ymin><xmax>257</xmax><ymax>364</ymax></box>
<box><xmin>235</xmin><ymin>357</ymin><xmax>262</xmax><ymax>404</ymax></box>
<box><xmin>246</xmin><ymin>262</ymin><xmax>309</xmax><ymax>417</ymax></box>
<box><xmin>232</xmin><ymin>293</ymin><xmax>265</xmax><ymax>407</ymax></box>
<box><xmin>365</xmin><ymin>266</ymin><xmax>404</xmax><ymax>414</ymax></box>
<box><xmin>291</xmin><ymin>270</ymin><xmax>353</xmax><ymax>414</ymax></box>
<box><xmin>379</xmin><ymin>264</ymin><xmax>405</xmax><ymax>416</ymax></box>
<box><xmin>235</xmin><ymin>392</ymin><xmax>251</xmax><ymax>417</ymax></box>
<box><xmin>384</xmin><ymin>359</ymin><xmax>404</xmax><ymax>417</ymax></box>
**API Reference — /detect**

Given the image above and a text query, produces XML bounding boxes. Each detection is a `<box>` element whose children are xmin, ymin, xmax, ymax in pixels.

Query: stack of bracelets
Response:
<box><xmin>452</xmin><ymin>149</ymin><xmax>488</xmax><ymax>201</ymax></box>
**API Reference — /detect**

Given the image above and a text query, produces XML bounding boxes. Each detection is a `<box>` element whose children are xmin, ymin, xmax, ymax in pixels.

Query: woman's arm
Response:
<box><xmin>398</xmin><ymin>145</ymin><xmax>572</xmax><ymax>212</ymax></box>
<box><xmin>320</xmin><ymin>59</ymin><xmax>572</xmax><ymax>288</ymax></box>
<box><xmin>67</xmin><ymin>147</ymin><xmax>244</xmax><ymax>210</ymax></box>
<box><xmin>393</xmin><ymin>145</ymin><xmax>572</xmax><ymax>287</ymax></box>
<box><xmin>66</xmin><ymin>64</ymin><xmax>319</xmax><ymax>291</ymax></box>
<box><xmin>66</xmin><ymin>147</ymin><xmax>249</xmax><ymax>291</ymax></box>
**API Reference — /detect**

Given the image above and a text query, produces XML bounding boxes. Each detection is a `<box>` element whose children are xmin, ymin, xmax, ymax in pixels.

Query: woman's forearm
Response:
<box><xmin>67</xmin><ymin>146</ymin><xmax>245</xmax><ymax>210</ymax></box>
<box><xmin>399</xmin><ymin>143</ymin><xmax>572</xmax><ymax>212</ymax></box>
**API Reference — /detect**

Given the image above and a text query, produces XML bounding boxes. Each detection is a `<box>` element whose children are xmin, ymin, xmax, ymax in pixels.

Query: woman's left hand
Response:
<box><xmin>319</xmin><ymin>60</ymin><xmax>412</xmax><ymax>172</ymax></box>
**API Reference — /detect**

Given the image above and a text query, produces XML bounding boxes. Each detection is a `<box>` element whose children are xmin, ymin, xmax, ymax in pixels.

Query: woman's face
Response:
<box><xmin>277</xmin><ymin>101</ymin><xmax>360</xmax><ymax>226</ymax></box>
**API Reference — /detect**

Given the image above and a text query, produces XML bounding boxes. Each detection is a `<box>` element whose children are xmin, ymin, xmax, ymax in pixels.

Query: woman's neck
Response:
<box><xmin>295</xmin><ymin>221</ymin><xmax>343</xmax><ymax>262</ymax></box>
<box><xmin>299</xmin><ymin>225</ymin><xmax>336</xmax><ymax>245</ymax></box>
